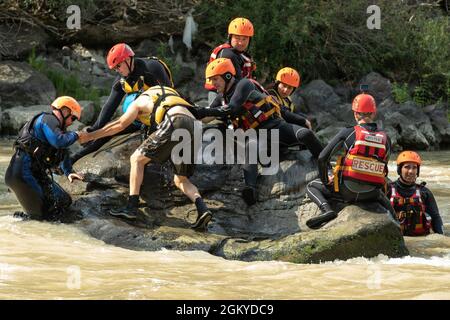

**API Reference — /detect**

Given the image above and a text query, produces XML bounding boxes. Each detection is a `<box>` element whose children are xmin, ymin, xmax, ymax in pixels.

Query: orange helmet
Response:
<box><xmin>276</xmin><ymin>67</ymin><xmax>301</xmax><ymax>88</ymax></box>
<box><xmin>397</xmin><ymin>151</ymin><xmax>422</xmax><ymax>176</ymax></box>
<box><xmin>228</xmin><ymin>18</ymin><xmax>254</xmax><ymax>37</ymax></box>
<box><xmin>106</xmin><ymin>43</ymin><xmax>135</xmax><ymax>69</ymax></box>
<box><xmin>352</xmin><ymin>94</ymin><xmax>376</xmax><ymax>113</ymax></box>
<box><xmin>205</xmin><ymin>58</ymin><xmax>236</xmax><ymax>79</ymax></box>
<box><xmin>51</xmin><ymin>96</ymin><xmax>82</xmax><ymax>120</ymax></box>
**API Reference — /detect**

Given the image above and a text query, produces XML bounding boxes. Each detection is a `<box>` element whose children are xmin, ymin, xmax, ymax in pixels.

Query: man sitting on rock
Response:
<box><xmin>387</xmin><ymin>151</ymin><xmax>444</xmax><ymax>236</ymax></box>
<box><xmin>78</xmin><ymin>86</ymin><xmax>213</xmax><ymax>231</ymax></box>
<box><xmin>305</xmin><ymin>93</ymin><xmax>394</xmax><ymax>229</ymax></box>
<box><xmin>197</xmin><ymin>58</ymin><xmax>323</xmax><ymax>206</ymax></box>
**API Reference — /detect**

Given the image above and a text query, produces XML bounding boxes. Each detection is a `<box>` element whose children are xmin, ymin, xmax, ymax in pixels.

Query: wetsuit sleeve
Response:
<box><xmin>60</xmin><ymin>152</ymin><xmax>73</xmax><ymax>176</ymax></box>
<box><xmin>281</xmin><ymin>108</ymin><xmax>307</xmax><ymax>127</ymax></box>
<box><xmin>144</xmin><ymin>59</ymin><xmax>172</xmax><ymax>87</ymax></box>
<box><xmin>318</xmin><ymin>128</ymin><xmax>352</xmax><ymax>185</ymax></box>
<box><xmin>40</xmin><ymin>115</ymin><xmax>78</xmax><ymax>149</ymax></box>
<box><xmin>218</xmin><ymin>48</ymin><xmax>243</xmax><ymax>80</ymax></box>
<box><xmin>200</xmin><ymin>80</ymin><xmax>254</xmax><ymax>118</ymax></box>
<box><xmin>422</xmin><ymin>187</ymin><xmax>444</xmax><ymax>234</ymax></box>
<box><xmin>91</xmin><ymin>77</ymin><xmax>125</xmax><ymax>130</ymax></box>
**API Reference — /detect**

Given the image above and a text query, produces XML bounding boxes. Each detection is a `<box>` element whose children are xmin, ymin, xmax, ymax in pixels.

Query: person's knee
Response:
<box><xmin>130</xmin><ymin>151</ymin><xmax>147</xmax><ymax>166</ymax></box>
<box><xmin>173</xmin><ymin>175</ymin><xmax>188</xmax><ymax>187</ymax></box>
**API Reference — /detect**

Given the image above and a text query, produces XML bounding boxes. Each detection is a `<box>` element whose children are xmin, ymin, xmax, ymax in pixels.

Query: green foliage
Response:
<box><xmin>156</xmin><ymin>42</ymin><xmax>181</xmax><ymax>83</ymax></box>
<box><xmin>195</xmin><ymin>0</ymin><xmax>449</xmax><ymax>103</ymax></box>
<box><xmin>392</xmin><ymin>83</ymin><xmax>410</xmax><ymax>104</ymax></box>
<box><xmin>27</xmin><ymin>48</ymin><xmax>108</xmax><ymax>111</ymax></box>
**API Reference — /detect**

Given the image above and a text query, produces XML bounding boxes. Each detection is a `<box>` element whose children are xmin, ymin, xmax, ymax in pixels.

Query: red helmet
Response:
<box><xmin>106</xmin><ymin>43</ymin><xmax>135</xmax><ymax>69</ymax></box>
<box><xmin>352</xmin><ymin>94</ymin><xmax>376</xmax><ymax>113</ymax></box>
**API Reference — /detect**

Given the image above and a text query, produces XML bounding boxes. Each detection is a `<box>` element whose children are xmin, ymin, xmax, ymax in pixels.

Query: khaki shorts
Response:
<box><xmin>138</xmin><ymin>114</ymin><xmax>196</xmax><ymax>177</ymax></box>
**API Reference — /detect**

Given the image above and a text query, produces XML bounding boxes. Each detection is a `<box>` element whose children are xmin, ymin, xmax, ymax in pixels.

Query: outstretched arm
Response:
<box><xmin>79</xmin><ymin>95</ymin><xmax>151</xmax><ymax>143</ymax></box>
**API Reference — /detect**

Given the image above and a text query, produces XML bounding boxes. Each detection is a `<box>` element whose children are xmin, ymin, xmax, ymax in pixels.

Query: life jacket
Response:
<box><xmin>390</xmin><ymin>184</ymin><xmax>431</xmax><ymax>236</ymax></box>
<box><xmin>333</xmin><ymin>125</ymin><xmax>388</xmax><ymax>191</ymax></box>
<box><xmin>204</xmin><ymin>43</ymin><xmax>256</xmax><ymax>90</ymax></box>
<box><xmin>14</xmin><ymin>113</ymin><xmax>65</xmax><ymax>169</ymax></box>
<box><xmin>139</xmin><ymin>86</ymin><xmax>194</xmax><ymax>131</ymax></box>
<box><xmin>120</xmin><ymin>57</ymin><xmax>174</xmax><ymax>94</ymax></box>
<box><xmin>230</xmin><ymin>79</ymin><xmax>281</xmax><ymax>131</ymax></box>
<box><xmin>268</xmin><ymin>88</ymin><xmax>295</xmax><ymax>112</ymax></box>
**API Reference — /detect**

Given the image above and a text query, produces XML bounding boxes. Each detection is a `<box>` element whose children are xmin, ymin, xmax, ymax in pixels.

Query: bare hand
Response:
<box><xmin>77</xmin><ymin>131</ymin><xmax>91</xmax><ymax>144</ymax></box>
<box><xmin>68</xmin><ymin>172</ymin><xmax>84</xmax><ymax>183</ymax></box>
<box><xmin>305</xmin><ymin>119</ymin><xmax>312</xmax><ymax>130</ymax></box>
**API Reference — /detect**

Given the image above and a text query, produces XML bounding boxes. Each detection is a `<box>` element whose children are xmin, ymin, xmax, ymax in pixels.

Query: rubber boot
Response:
<box><xmin>306</xmin><ymin>203</ymin><xmax>337</xmax><ymax>229</ymax></box>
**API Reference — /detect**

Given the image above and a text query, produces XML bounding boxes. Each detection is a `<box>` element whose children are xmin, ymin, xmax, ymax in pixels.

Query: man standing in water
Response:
<box><xmin>5</xmin><ymin>96</ymin><xmax>84</xmax><ymax>220</ymax></box>
<box><xmin>387</xmin><ymin>151</ymin><xmax>444</xmax><ymax>236</ymax></box>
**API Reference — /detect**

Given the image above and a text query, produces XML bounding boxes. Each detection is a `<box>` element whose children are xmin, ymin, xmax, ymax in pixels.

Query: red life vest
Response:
<box><xmin>340</xmin><ymin>125</ymin><xmax>388</xmax><ymax>186</ymax></box>
<box><xmin>228</xmin><ymin>79</ymin><xmax>280</xmax><ymax>130</ymax></box>
<box><xmin>204</xmin><ymin>43</ymin><xmax>256</xmax><ymax>90</ymax></box>
<box><xmin>390</xmin><ymin>184</ymin><xmax>431</xmax><ymax>236</ymax></box>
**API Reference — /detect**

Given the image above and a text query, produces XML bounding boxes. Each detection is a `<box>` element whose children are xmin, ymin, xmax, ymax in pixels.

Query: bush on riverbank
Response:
<box><xmin>195</xmin><ymin>0</ymin><xmax>449</xmax><ymax>104</ymax></box>
<box><xmin>27</xmin><ymin>48</ymin><xmax>108</xmax><ymax>111</ymax></box>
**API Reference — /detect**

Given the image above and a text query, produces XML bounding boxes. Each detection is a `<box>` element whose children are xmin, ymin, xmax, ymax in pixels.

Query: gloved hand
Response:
<box><xmin>192</xmin><ymin>107</ymin><xmax>212</xmax><ymax>119</ymax></box>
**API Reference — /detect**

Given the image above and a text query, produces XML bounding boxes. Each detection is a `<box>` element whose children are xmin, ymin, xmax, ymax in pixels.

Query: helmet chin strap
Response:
<box><xmin>125</xmin><ymin>57</ymin><xmax>134</xmax><ymax>75</ymax></box>
<box><xmin>55</xmin><ymin>108</ymin><xmax>71</xmax><ymax>128</ymax></box>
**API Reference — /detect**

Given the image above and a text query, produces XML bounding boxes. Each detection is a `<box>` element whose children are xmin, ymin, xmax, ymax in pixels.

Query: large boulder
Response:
<box><xmin>0</xmin><ymin>61</ymin><xmax>56</xmax><ymax>109</ymax></box>
<box><xmin>78</xmin><ymin>101</ymin><xmax>96</xmax><ymax>125</ymax></box>
<box><xmin>297</xmin><ymin>80</ymin><xmax>341</xmax><ymax>114</ymax></box>
<box><xmin>358</xmin><ymin>72</ymin><xmax>392</xmax><ymax>105</ymax></box>
<box><xmin>60</xmin><ymin>134</ymin><xmax>408</xmax><ymax>263</ymax></box>
<box><xmin>425</xmin><ymin>103</ymin><xmax>450</xmax><ymax>146</ymax></box>
<box><xmin>381</xmin><ymin>101</ymin><xmax>438</xmax><ymax>150</ymax></box>
<box><xmin>0</xmin><ymin>24</ymin><xmax>49</xmax><ymax>60</ymax></box>
<box><xmin>0</xmin><ymin>105</ymin><xmax>48</xmax><ymax>134</ymax></box>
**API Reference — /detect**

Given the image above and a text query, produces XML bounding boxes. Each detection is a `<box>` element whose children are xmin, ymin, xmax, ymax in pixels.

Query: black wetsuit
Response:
<box><xmin>268</xmin><ymin>88</ymin><xmax>309</xmax><ymax>128</ymax></box>
<box><xmin>70</xmin><ymin>57</ymin><xmax>172</xmax><ymax>165</ymax></box>
<box><xmin>200</xmin><ymin>78</ymin><xmax>323</xmax><ymax>189</ymax></box>
<box><xmin>306</xmin><ymin>123</ymin><xmax>394</xmax><ymax>214</ymax></box>
<box><xmin>217</xmin><ymin>47</ymin><xmax>254</xmax><ymax>82</ymax></box>
<box><xmin>5</xmin><ymin>113</ymin><xmax>78</xmax><ymax>220</ymax></box>
<box><xmin>387</xmin><ymin>179</ymin><xmax>444</xmax><ymax>234</ymax></box>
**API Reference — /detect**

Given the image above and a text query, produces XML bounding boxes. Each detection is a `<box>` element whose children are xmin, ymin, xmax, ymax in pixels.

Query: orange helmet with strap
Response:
<box><xmin>397</xmin><ymin>151</ymin><xmax>422</xmax><ymax>176</ymax></box>
<box><xmin>352</xmin><ymin>94</ymin><xmax>376</xmax><ymax>113</ymax></box>
<box><xmin>276</xmin><ymin>67</ymin><xmax>301</xmax><ymax>88</ymax></box>
<box><xmin>205</xmin><ymin>58</ymin><xmax>236</xmax><ymax>80</ymax></box>
<box><xmin>107</xmin><ymin>43</ymin><xmax>135</xmax><ymax>69</ymax></box>
<box><xmin>228</xmin><ymin>18</ymin><xmax>254</xmax><ymax>37</ymax></box>
<box><xmin>51</xmin><ymin>96</ymin><xmax>82</xmax><ymax>120</ymax></box>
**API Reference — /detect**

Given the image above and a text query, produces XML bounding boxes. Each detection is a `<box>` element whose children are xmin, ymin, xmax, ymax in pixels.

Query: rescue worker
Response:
<box><xmin>205</xmin><ymin>17</ymin><xmax>256</xmax><ymax>104</ymax></box>
<box><xmin>196</xmin><ymin>58</ymin><xmax>323</xmax><ymax>205</ymax></box>
<box><xmin>5</xmin><ymin>96</ymin><xmax>84</xmax><ymax>220</ymax></box>
<box><xmin>387</xmin><ymin>151</ymin><xmax>444</xmax><ymax>236</ymax></box>
<box><xmin>305</xmin><ymin>93</ymin><xmax>393</xmax><ymax>229</ymax></box>
<box><xmin>268</xmin><ymin>67</ymin><xmax>312</xmax><ymax>129</ymax></box>
<box><xmin>70</xmin><ymin>43</ymin><xmax>173</xmax><ymax>166</ymax></box>
<box><xmin>78</xmin><ymin>86</ymin><xmax>213</xmax><ymax>231</ymax></box>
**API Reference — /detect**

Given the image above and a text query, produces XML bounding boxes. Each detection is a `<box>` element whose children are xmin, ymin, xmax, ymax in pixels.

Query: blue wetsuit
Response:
<box><xmin>5</xmin><ymin>112</ymin><xmax>79</xmax><ymax>220</ymax></box>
